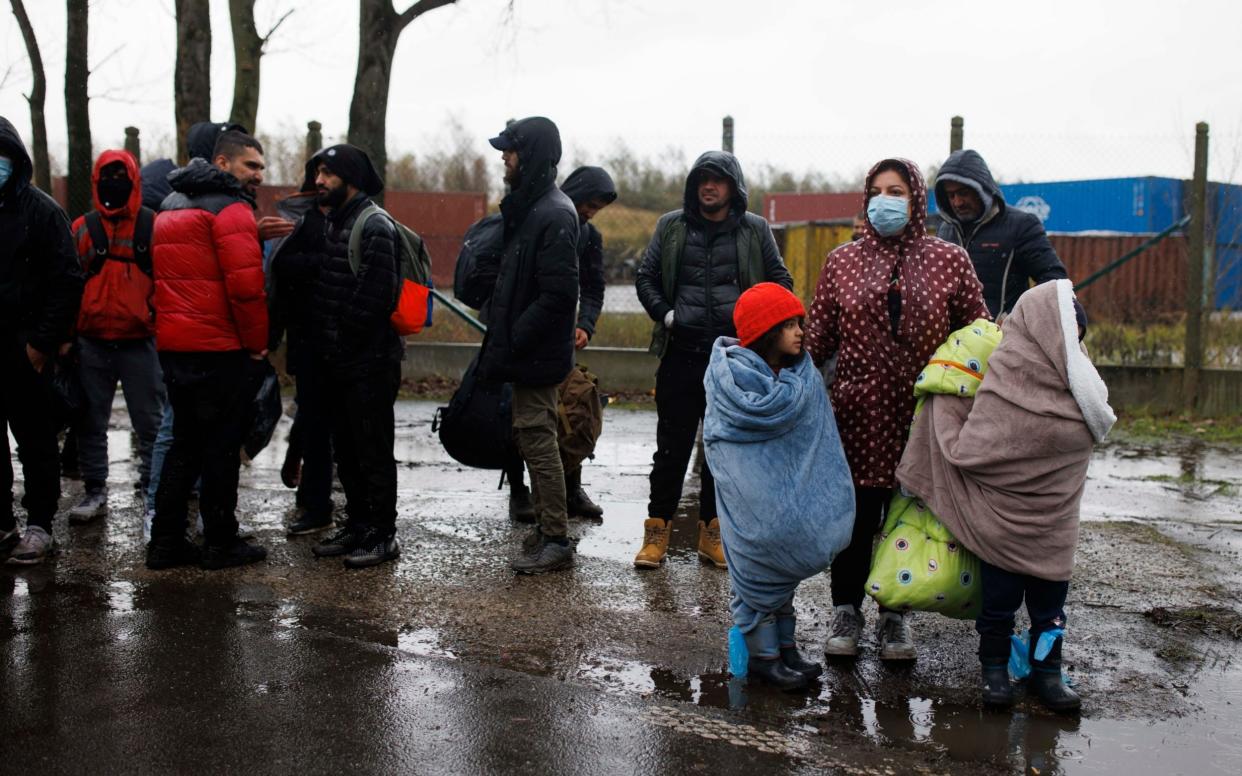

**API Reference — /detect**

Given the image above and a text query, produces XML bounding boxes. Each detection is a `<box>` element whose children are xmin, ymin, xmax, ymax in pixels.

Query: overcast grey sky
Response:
<box><xmin>3</xmin><ymin>0</ymin><xmax>1242</xmax><ymax>185</ymax></box>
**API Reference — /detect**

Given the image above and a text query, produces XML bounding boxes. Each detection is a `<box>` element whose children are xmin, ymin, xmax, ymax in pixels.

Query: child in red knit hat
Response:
<box><xmin>734</xmin><ymin>282</ymin><xmax>806</xmax><ymax>373</ymax></box>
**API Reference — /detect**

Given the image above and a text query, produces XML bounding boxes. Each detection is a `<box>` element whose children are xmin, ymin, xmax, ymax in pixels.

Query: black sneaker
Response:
<box><xmin>287</xmin><ymin>510</ymin><xmax>334</xmax><ymax>536</ymax></box>
<box><xmin>511</xmin><ymin>538</ymin><xmax>575</xmax><ymax>574</ymax></box>
<box><xmin>146</xmin><ymin>536</ymin><xmax>202</xmax><ymax>570</ymax></box>
<box><xmin>201</xmin><ymin>538</ymin><xmax>268</xmax><ymax>570</ymax></box>
<box><xmin>509</xmin><ymin>485</ymin><xmax>536</xmax><ymax>523</ymax></box>
<box><xmin>312</xmin><ymin>524</ymin><xmax>364</xmax><ymax>557</ymax></box>
<box><xmin>342</xmin><ymin>529</ymin><xmax>400</xmax><ymax>569</ymax></box>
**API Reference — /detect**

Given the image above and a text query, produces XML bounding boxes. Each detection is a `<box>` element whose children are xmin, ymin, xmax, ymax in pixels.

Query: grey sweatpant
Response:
<box><xmin>76</xmin><ymin>336</ymin><xmax>166</xmax><ymax>489</ymax></box>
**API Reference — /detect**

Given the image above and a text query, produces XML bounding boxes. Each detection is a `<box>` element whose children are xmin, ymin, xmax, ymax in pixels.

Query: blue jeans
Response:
<box><xmin>145</xmin><ymin>399</ymin><xmax>174</xmax><ymax>512</ymax></box>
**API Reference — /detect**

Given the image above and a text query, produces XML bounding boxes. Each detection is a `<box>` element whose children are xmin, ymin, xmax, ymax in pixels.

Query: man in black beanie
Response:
<box><xmin>303</xmin><ymin>144</ymin><xmax>404</xmax><ymax>568</ymax></box>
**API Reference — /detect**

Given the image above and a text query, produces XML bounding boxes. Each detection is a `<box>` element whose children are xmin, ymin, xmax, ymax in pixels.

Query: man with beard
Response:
<box><xmin>145</xmin><ymin>130</ymin><xmax>270</xmax><ymax>570</ymax></box>
<box><xmin>633</xmin><ymin>151</ymin><xmax>793</xmax><ymax>570</ymax></box>
<box><xmin>0</xmin><ymin>116</ymin><xmax>83</xmax><ymax>565</ymax></box>
<box><xmin>477</xmin><ymin>117</ymin><xmax>580</xmax><ymax>574</ymax></box>
<box><xmin>304</xmin><ymin>144</ymin><xmax>403</xmax><ymax>569</ymax></box>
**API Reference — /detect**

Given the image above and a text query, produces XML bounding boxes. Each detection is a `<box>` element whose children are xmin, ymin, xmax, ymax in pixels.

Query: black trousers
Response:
<box><xmin>324</xmin><ymin>359</ymin><xmax>400</xmax><ymax>536</ymax></box>
<box><xmin>290</xmin><ymin>353</ymin><xmax>333</xmax><ymax>520</ymax></box>
<box><xmin>0</xmin><ymin>342</ymin><xmax>61</xmax><ymax>531</ymax></box>
<box><xmin>830</xmin><ymin>485</ymin><xmax>892</xmax><ymax>609</ymax></box>
<box><xmin>976</xmin><ymin>560</ymin><xmax>1069</xmax><ymax>661</ymax></box>
<box><xmin>648</xmin><ymin>347</ymin><xmax>716</xmax><ymax>522</ymax></box>
<box><xmin>153</xmin><ymin>352</ymin><xmax>257</xmax><ymax>547</ymax></box>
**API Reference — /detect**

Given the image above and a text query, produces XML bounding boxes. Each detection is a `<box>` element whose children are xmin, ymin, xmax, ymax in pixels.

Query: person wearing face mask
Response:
<box><xmin>805</xmin><ymin>158</ymin><xmax>989</xmax><ymax>662</ymax></box>
<box><xmin>0</xmin><ymin>116</ymin><xmax>84</xmax><ymax>565</ymax></box>
<box><xmin>66</xmin><ymin>150</ymin><xmax>165</xmax><ymax>525</ymax></box>
<box><xmin>934</xmin><ymin>150</ymin><xmax>1068</xmax><ymax>319</ymax></box>
<box><xmin>633</xmin><ymin>151</ymin><xmax>793</xmax><ymax>571</ymax></box>
<box><xmin>144</xmin><ymin>130</ymin><xmax>270</xmax><ymax>571</ymax></box>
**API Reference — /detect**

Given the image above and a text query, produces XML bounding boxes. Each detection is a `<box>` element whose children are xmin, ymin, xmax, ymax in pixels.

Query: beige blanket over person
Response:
<box><xmin>895</xmin><ymin>279</ymin><xmax>1116</xmax><ymax>581</ymax></box>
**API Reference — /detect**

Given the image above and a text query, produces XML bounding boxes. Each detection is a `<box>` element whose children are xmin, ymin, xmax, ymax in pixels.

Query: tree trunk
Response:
<box><xmin>348</xmin><ymin>0</ymin><xmax>457</xmax><ymax>200</ymax></box>
<box><xmin>64</xmin><ymin>0</ymin><xmax>91</xmax><ymax>219</ymax></box>
<box><xmin>10</xmin><ymin>0</ymin><xmax>51</xmax><ymax>192</ymax></box>
<box><xmin>227</xmin><ymin>0</ymin><xmax>262</xmax><ymax>132</ymax></box>
<box><xmin>175</xmin><ymin>0</ymin><xmax>212</xmax><ymax>164</ymax></box>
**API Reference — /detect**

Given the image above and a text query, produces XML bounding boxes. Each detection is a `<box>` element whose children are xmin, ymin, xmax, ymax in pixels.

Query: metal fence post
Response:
<box><xmin>722</xmin><ymin>115</ymin><xmax>734</xmax><ymax>153</ymax></box>
<box><xmin>1183</xmin><ymin>121</ymin><xmax>1209</xmax><ymax>413</ymax></box>
<box><xmin>124</xmin><ymin>126</ymin><xmax>141</xmax><ymax>164</ymax></box>
<box><xmin>306</xmin><ymin>120</ymin><xmax>323</xmax><ymax>159</ymax></box>
<box><xmin>950</xmin><ymin>116</ymin><xmax>964</xmax><ymax>153</ymax></box>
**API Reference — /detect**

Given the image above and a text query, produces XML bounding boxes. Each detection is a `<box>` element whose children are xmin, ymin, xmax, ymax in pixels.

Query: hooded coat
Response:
<box><xmin>934</xmin><ymin>150</ymin><xmax>1068</xmax><ymax>318</ymax></box>
<box><xmin>476</xmin><ymin>117</ymin><xmax>580</xmax><ymax>386</ymax></box>
<box><xmin>704</xmin><ymin>340</ymin><xmax>855</xmax><ymax>629</ymax></box>
<box><xmin>151</xmin><ymin>159</ymin><xmax>268</xmax><ymax>353</ymax></box>
<box><xmin>140</xmin><ymin>121</ymin><xmax>247</xmax><ymax>212</ymax></box>
<box><xmin>560</xmin><ymin>166</ymin><xmax>616</xmax><ymax>339</ymax></box>
<box><xmin>805</xmin><ymin>158</ymin><xmax>989</xmax><ymax>489</ymax></box>
<box><xmin>265</xmin><ymin>156</ymin><xmax>324</xmax><ymax>359</ymax></box>
<box><xmin>0</xmin><ymin>116</ymin><xmax>83</xmax><ymax>356</ymax></box>
<box><xmin>635</xmin><ymin>151</ymin><xmax>791</xmax><ymax>354</ymax></box>
<box><xmin>71</xmin><ymin>150</ymin><xmax>155</xmax><ymax>340</ymax></box>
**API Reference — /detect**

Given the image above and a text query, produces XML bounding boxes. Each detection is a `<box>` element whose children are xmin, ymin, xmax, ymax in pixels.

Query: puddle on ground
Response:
<box><xmin>398</xmin><ymin>626</ymin><xmax>457</xmax><ymax>659</ymax></box>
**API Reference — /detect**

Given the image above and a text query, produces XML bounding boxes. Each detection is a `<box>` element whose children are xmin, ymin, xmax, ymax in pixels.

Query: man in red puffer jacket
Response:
<box><xmin>146</xmin><ymin>130</ymin><xmax>270</xmax><ymax>572</ymax></box>
<box><xmin>67</xmin><ymin>150</ymin><xmax>166</xmax><ymax>524</ymax></box>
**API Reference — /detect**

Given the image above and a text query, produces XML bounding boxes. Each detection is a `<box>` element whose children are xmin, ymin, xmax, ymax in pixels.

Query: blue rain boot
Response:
<box><xmin>776</xmin><ymin>613</ymin><xmax>822</xmax><ymax>679</ymax></box>
<box><xmin>744</xmin><ymin>616</ymin><xmax>809</xmax><ymax>691</ymax></box>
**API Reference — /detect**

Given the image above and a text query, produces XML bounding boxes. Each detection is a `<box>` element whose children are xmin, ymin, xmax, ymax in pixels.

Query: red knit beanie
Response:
<box><xmin>733</xmin><ymin>282</ymin><xmax>806</xmax><ymax>347</ymax></box>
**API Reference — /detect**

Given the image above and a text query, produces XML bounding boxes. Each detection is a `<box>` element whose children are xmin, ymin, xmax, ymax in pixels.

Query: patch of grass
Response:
<box><xmin>420</xmin><ymin>307</ymin><xmax>654</xmax><ymax>350</ymax></box>
<box><xmin>1112</xmin><ymin>410</ymin><xmax>1242</xmax><ymax>445</ymax></box>
<box><xmin>1086</xmin><ymin>315</ymin><xmax>1242</xmax><ymax>368</ymax></box>
<box><xmin>1155</xmin><ymin>641</ymin><xmax>1201</xmax><ymax>666</ymax></box>
<box><xmin>1145</xmin><ymin>606</ymin><xmax>1242</xmax><ymax>640</ymax></box>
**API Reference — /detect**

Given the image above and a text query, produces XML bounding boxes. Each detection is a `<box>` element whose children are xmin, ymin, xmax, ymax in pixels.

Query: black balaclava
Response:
<box><xmin>97</xmin><ymin>162</ymin><xmax>133</xmax><ymax>211</ymax></box>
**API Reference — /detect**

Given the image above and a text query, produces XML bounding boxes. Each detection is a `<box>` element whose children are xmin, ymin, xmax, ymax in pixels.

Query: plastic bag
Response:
<box><xmin>865</xmin><ymin>494</ymin><xmax>982</xmax><ymax>619</ymax></box>
<box><xmin>728</xmin><ymin>625</ymin><xmax>749</xmax><ymax>678</ymax></box>
<box><xmin>243</xmin><ymin>361</ymin><xmax>282</xmax><ymax>460</ymax></box>
<box><xmin>1008</xmin><ymin>628</ymin><xmax>1069</xmax><ymax>682</ymax></box>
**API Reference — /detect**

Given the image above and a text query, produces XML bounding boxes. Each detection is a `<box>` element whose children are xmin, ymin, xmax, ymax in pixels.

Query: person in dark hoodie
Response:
<box><xmin>0</xmin><ymin>116</ymin><xmax>84</xmax><ymax>564</ymax></box>
<box><xmin>934</xmin><ymin>149</ymin><xmax>1069</xmax><ymax>318</ymax></box>
<box><xmin>505</xmin><ymin>165</ymin><xmax>616</xmax><ymax>523</ymax></box>
<box><xmin>475</xmin><ymin>116</ymin><xmax>580</xmax><ymax>575</ymax></box>
<box><xmin>302</xmin><ymin>144</ymin><xmax>404</xmax><ymax>569</ymax></box>
<box><xmin>633</xmin><ymin>151</ymin><xmax>792</xmax><ymax>571</ymax></box>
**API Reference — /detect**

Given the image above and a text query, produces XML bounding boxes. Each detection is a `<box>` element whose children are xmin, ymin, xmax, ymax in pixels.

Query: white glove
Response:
<box><xmin>663</xmin><ymin>310</ymin><xmax>675</xmax><ymax>329</ymax></box>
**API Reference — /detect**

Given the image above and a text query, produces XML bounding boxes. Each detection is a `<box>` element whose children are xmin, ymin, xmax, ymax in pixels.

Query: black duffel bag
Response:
<box><xmin>433</xmin><ymin>354</ymin><xmax>515</xmax><ymax>469</ymax></box>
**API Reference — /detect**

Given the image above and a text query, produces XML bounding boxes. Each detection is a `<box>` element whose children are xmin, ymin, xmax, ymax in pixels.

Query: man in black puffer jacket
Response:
<box><xmin>934</xmin><ymin>149</ymin><xmax>1069</xmax><ymax>318</ymax></box>
<box><xmin>303</xmin><ymin>144</ymin><xmax>403</xmax><ymax>569</ymax></box>
<box><xmin>478</xmin><ymin>116</ymin><xmax>580</xmax><ymax>575</ymax></box>
<box><xmin>633</xmin><ymin>150</ymin><xmax>792</xmax><ymax>571</ymax></box>
<box><xmin>0</xmin><ymin>116</ymin><xmax>84</xmax><ymax>565</ymax></box>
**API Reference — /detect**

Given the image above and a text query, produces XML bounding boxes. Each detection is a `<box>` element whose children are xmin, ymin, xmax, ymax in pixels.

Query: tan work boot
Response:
<box><xmin>698</xmin><ymin>518</ymin><xmax>727</xmax><ymax>569</ymax></box>
<box><xmin>633</xmin><ymin>518</ymin><xmax>671</xmax><ymax>569</ymax></box>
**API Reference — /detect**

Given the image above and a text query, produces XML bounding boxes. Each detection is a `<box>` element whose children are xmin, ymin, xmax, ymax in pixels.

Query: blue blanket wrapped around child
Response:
<box><xmin>703</xmin><ymin>337</ymin><xmax>855</xmax><ymax>632</ymax></box>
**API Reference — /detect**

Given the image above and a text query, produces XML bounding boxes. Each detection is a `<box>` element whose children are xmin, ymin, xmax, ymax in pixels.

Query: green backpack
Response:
<box><xmin>347</xmin><ymin>202</ymin><xmax>434</xmax><ymax>335</ymax></box>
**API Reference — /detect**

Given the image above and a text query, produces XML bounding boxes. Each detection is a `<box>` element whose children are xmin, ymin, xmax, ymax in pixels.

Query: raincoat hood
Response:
<box><xmin>187</xmin><ymin>121</ymin><xmax>248</xmax><ymax>162</ymax></box>
<box><xmin>933</xmin><ymin>149</ymin><xmax>1003</xmax><ymax>228</ymax></box>
<box><xmin>0</xmin><ymin>115</ymin><xmax>33</xmax><ymax>199</ymax></box>
<box><xmin>167</xmin><ymin>157</ymin><xmax>248</xmax><ymax>202</ymax></box>
<box><xmin>498</xmin><ymin>116</ymin><xmax>562</xmax><ymax>229</ymax></box>
<box><xmin>683</xmin><ymin>150</ymin><xmax>748</xmax><ymax>217</ymax></box>
<box><xmin>862</xmin><ymin>157</ymin><xmax>929</xmax><ymax>246</ymax></box>
<box><xmin>560</xmin><ymin>165</ymin><xmax>617</xmax><ymax>210</ymax></box>
<box><xmin>91</xmin><ymin>149</ymin><xmax>142</xmax><ymax>218</ymax></box>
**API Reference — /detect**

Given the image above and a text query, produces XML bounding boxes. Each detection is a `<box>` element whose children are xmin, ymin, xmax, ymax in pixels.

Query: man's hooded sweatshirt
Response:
<box><xmin>635</xmin><ymin>151</ymin><xmax>792</xmax><ymax>353</ymax></box>
<box><xmin>140</xmin><ymin>121</ymin><xmax>247</xmax><ymax>211</ymax></box>
<box><xmin>72</xmin><ymin>150</ymin><xmax>155</xmax><ymax>340</ymax></box>
<box><xmin>934</xmin><ymin>149</ymin><xmax>1068</xmax><ymax>318</ymax></box>
<box><xmin>477</xmin><ymin>117</ymin><xmax>580</xmax><ymax>386</ymax></box>
<box><xmin>559</xmin><ymin>165</ymin><xmax>616</xmax><ymax>339</ymax></box>
<box><xmin>0</xmin><ymin>116</ymin><xmax>83</xmax><ymax>355</ymax></box>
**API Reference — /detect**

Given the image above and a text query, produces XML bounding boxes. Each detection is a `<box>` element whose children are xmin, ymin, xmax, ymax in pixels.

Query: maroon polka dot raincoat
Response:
<box><xmin>806</xmin><ymin>158</ymin><xmax>988</xmax><ymax>489</ymax></box>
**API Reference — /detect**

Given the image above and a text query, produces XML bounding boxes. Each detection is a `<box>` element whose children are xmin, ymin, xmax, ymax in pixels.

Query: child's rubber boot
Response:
<box><xmin>981</xmin><ymin>657</ymin><xmax>1015</xmax><ymax>707</ymax></box>
<box><xmin>1029</xmin><ymin>634</ymin><xmax>1080</xmax><ymax>713</ymax></box>
<box><xmin>744</xmin><ymin>616</ymin><xmax>809</xmax><ymax>691</ymax></box>
<box><xmin>776</xmin><ymin>613</ymin><xmax>822</xmax><ymax>679</ymax></box>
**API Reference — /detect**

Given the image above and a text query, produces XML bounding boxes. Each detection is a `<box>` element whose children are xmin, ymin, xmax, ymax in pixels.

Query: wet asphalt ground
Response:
<box><xmin>3</xmin><ymin>399</ymin><xmax>1242</xmax><ymax>775</ymax></box>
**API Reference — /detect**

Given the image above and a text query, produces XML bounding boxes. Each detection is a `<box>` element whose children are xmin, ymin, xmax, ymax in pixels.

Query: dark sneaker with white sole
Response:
<box><xmin>512</xmin><ymin>538</ymin><xmax>575</xmax><ymax>574</ymax></box>
<box><xmin>312</xmin><ymin>524</ymin><xmax>365</xmax><ymax>558</ymax></box>
<box><xmin>69</xmin><ymin>487</ymin><xmax>109</xmax><ymax>524</ymax></box>
<box><xmin>287</xmin><ymin>511</ymin><xmax>334</xmax><ymax>536</ymax></box>
<box><xmin>342</xmin><ymin>530</ymin><xmax>400</xmax><ymax>569</ymax></box>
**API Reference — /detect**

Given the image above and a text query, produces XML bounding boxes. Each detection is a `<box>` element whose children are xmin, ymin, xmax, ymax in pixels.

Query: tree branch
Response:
<box><xmin>395</xmin><ymin>0</ymin><xmax>457</xmax><ymax>31</ymax></box>
<box><xmin>261</xmin><ymin>8</ymin><xmax>295</xmax><ymax>45</ymax></box>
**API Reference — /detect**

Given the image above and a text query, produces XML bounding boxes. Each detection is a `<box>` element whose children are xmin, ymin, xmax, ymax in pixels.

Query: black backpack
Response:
<box><xmin>453</xmin><ymin>213</ymin><xmax>505</xmax><ymax>310</ymax></box>
<box><xmin>432</xmin><ymin>354</ymin><xmax>516</xmax><ymax>470</ymax></box>
<box><xmin>83</xmin><ymin>207</ymin><xmax>155</xmax><ymax>277</ymax></box>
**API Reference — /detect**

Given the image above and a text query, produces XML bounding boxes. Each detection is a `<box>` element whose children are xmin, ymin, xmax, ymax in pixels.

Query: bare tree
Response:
<box><xmin>65</xmin><ymin>0</ymin><xmax>91</xmax><ymax>218</ymax></box>
<box><xmin>175</xmin><ymin>0</ymin><xmax>212</xmax><ymax>164</ymax></box>
<box><xmin>9</xmin><ymin>0</ymin><xmax>51</xmax><ymax>192</ymax></box>
<box><xmin>347</xmin><ymin>0</ymin><xmax>458</xmax><ymax>195</ymax></box>
<box><xmin>227</xmin><ymin>0</ymin><xmax>294</xmax><ymax>132</ymax></box>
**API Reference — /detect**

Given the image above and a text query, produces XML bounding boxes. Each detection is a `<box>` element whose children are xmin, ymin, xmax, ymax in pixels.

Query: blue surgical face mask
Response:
<box><xmin>867</xmin><ymin>194</ymin><xmax>910</xmax><ymax>237</ymax></box>
<box><xmin>0</xmin><ymin>156</ymin><xmax>13</xmax><ymax>189</ymax></box>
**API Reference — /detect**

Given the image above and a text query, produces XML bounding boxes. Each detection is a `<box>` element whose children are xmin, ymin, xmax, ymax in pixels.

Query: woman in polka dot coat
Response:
<box><xmin>805</xmin><ymin>157</ymin><xmax>988</xmax><ymax>661</ymax></box>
